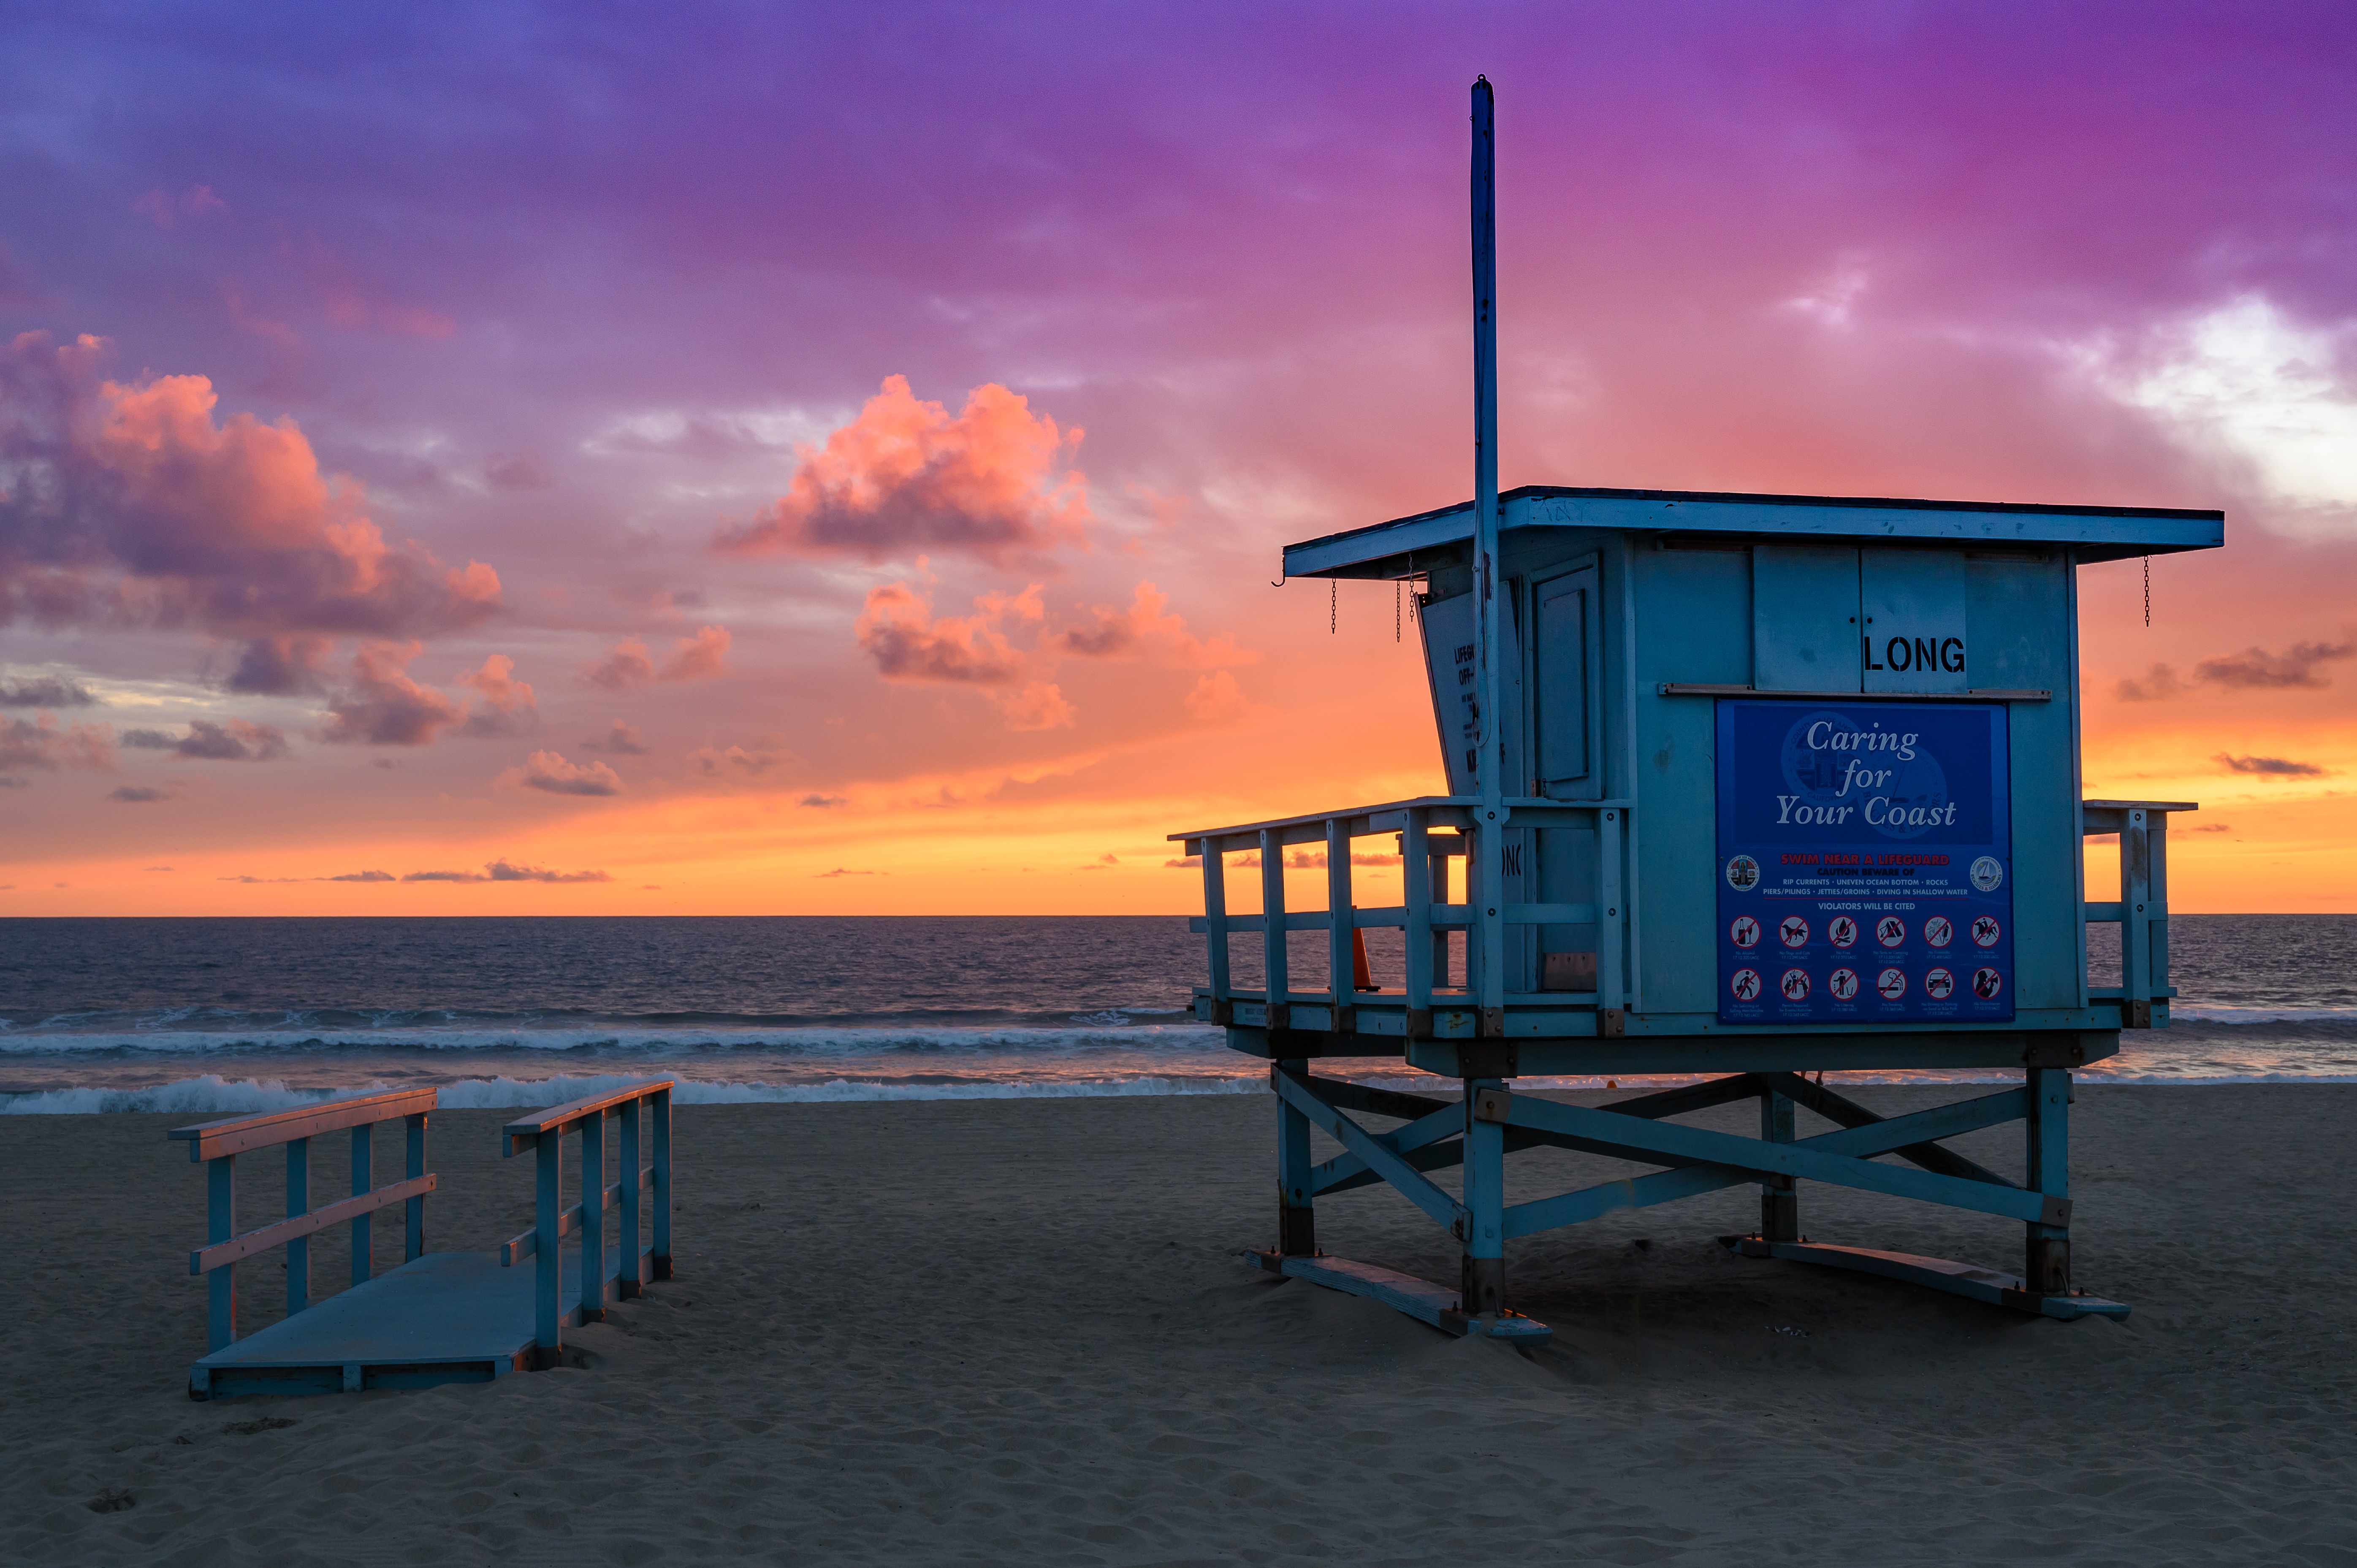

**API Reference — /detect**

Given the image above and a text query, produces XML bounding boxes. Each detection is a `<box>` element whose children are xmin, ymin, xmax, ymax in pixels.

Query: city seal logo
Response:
<box><xmin>1725</xmin><ymin>854</ymin><xmax>1760</xmax><ymax>891</ymax></box>
<box><xmin>1969</xmin><ymin>855</ymin><xmax>2004</xmax><ymax>893</ymax></box>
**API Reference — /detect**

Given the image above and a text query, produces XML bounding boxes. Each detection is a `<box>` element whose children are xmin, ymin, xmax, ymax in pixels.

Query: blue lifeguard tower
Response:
<box><xmin>1170</xmin><ymin>80</ymin><xmax>2221</xmax><ymax>1338</ymax></box>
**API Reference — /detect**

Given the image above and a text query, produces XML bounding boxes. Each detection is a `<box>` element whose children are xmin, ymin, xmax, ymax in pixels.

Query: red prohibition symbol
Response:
<box><xmin>1971</xmin><ymin>915</ymin><xmax>2002</xmax><ymax>948</ymax></box>
<box><xmin>1875</xmin><ymin>915</ymin><xmax>1907</xmax><ymax>948</ymax></box>
<box><xmin>1828</xmin><ymin>915</ymin><xmax>1859</xmax><ymax>948</ymax></box>
<box><xmin>1972</xmin><ymin>967</ymin><xmax>2003</xmax><ymax>999</ymax></box>
<box><xmin>1780</xmin><ymin>968</ymin><xmax>1811</xmax><ymax>1001</ymax></box>
<box><xmin>1923</xmin><ymin>915</ymin><xmax>1954</xmax><ymax>948</ymax></box>
<box><xmin>1730</xmin><ymin>915</ymin><xmax>1761</xmax><ymax>948</ymax></box>
<box><xmin>1778</xmin><ymin>915</ymin><xmax>1810</xmax><ymax>948</ymax></box>
<box><xmin>1924</xmin><ymin>967</ymin><xmax>1955</xmax><ymax>999</ymax></box>
<box><xmin>1828</xmin><ymin>967</ymin><xmax>1860</xmax><ymax>1000</ymax></box>
<box><xmin>1730</xmin><ymin>967</ymin><xmax>1763</xmax><ymax>1002</ymax></box>
<box><xmin>1876</xmin><ymin>967</ymin><xmax>1907</xmax><ymax>1000</ymax></box>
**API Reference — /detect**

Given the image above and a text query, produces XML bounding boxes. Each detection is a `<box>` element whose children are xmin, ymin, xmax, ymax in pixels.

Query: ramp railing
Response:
<box><xmin>2084</xmin><ymin>799</ymin><xmax>2191</xmax><ymax>1028</ymax></box>
<box><xmin>499</xmin><ymin>1078</ymin><xmax>674</xmax><ymax>1369</ymax></box>
<box><xmin>171</xmin><ymin>1087</ymin><xmax>437</xmax><ymax>1354</ymax></box>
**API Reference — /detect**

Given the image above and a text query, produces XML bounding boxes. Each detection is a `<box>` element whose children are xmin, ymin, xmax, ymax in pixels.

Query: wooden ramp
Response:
<box><xmin>191</xmin><ymin>1240</ymin><xmax>629</xmax><ymax>1398</ymax></box>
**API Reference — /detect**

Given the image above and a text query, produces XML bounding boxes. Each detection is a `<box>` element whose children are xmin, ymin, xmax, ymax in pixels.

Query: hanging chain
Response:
<box><xmin>2144</xmin><ymin>555</ymin><xmax>2151</xmax><ymax>627</ymax></box>
<box><xmin>1330</xmin><ymin>579</ymin><xmax>1336</xmax><ymax>634</ymax></box>
<box><xmin>1395</xmin><ymin>578</ymin><xmax>1402</xmax><ymax>642</ymax></box>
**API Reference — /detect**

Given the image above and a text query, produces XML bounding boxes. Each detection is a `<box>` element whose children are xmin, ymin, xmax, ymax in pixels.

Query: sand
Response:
<box><xmin>5</xmin><ymin>1083</ymin><xmax>2355</xmax><ymax>1565</ymax></box>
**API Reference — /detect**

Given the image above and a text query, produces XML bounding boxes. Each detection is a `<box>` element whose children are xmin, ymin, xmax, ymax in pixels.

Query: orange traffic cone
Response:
<box><xmin>1352</xmin><ymin>928</ymin><xmax>1377</xmax><ymax>990</ymax></box>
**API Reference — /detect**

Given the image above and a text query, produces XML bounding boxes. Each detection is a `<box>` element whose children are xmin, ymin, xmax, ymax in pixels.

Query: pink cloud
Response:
<box><xmin>0</xmin><ymin>333</ymin><xmax>502</xmax><ymax>686</ymax></box>
<box><xmin>457</xmin><ymin>653</ymin><xmax>539</xmax><ymax>737</ymax></box>
<box><xmin>320</xmin><ymin>642</ymin><xmax>464</xmax><ymax>745</ymax></box>
<box><xmin>1183</xmin><ymin>669</ymin><xmax>1246</xmax><ymax>723</ymax></box>
<box><xmin>580</xmin><ymin>719</ymin><xmax>650</xmax><ymax>754</ymax></box>
<box><xmin>1054</xmin><ymin>580</ymin><xmax>1248</xmax><ymax>667</ymax></box>
<box><xmin>854</xmin><ymin>582</ymin><xmax>1028</xmax><ymax>684</ymax></box>
<box><xmin>119</xmin><ymin>718</ymin><xmax>289</xmax><ymax>761</ymax></box>
<box><xmin>500</xmin><ymin>748</ymin><xmax>622</xmax><ymax>796</ymax></box>
<box><xmin>715</xmin><ymin>376</ymin><xmax>1088</xmax><ymax>562</ymax></box>
<box><xmin>583</xmin><ymin>626</ymin><xmax>730</xmax><ymax>690</ymax></box>
<box><xmin>994</xmin><ymin>681</ymin><xmax>1076</xmax><ymax>731</ymax></box>
<box><xmin>131</xmin><ymin>185</ymin><xmax>226</xmax><ymax>231</ymax></box>
<box><xmin>0</xmin><ymin>715</ymin><xmax>116</xmax><ymax>776</ymax></box>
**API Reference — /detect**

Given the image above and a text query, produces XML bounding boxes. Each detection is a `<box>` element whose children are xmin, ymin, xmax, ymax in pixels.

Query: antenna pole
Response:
<box><xmin>1470</xmin><ymin>75</ymin><xmax>1507</xmax><ymax>1035</ymax></box>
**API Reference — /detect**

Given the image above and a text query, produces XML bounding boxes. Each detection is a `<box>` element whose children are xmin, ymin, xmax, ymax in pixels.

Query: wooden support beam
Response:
<box><xmin>1755</xmin><ymin>1072</ymin><xmax>2017</xmax><ymax>1188</ymax></box>
<box><xmin>190</xmin><ymin>1175</ymin><xmax>437</xmax><ymax>1275</ymax></box>
<box><xmin>350</xmin><ymin>1123</ymin><xmax>372</xmax><ymax>1288</ymax></box>
<box><xmin>1274</xmin><ymin>1068</ymin><xmax>1467</xmax><ymax>1233</ymax></box>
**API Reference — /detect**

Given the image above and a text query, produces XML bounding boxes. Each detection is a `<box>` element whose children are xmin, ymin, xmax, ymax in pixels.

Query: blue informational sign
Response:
<box><xmin>1716</xmin><ymin>700</ymin><xmax>2013</xmax><ymax>1025</ymax></box>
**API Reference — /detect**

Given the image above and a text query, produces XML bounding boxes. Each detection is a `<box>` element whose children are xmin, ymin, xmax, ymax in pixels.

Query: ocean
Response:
<box><xmin>3</xmin><ymin>915</ymin><xmax>2353</xmax><ymax>1114</ymax></box>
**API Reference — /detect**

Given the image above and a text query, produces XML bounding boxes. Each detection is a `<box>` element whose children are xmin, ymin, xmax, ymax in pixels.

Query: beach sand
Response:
<box><xmin>5</xmin><ymin>1083</ymin><xmax>2354</xmax><ymax>1564</ymax></box>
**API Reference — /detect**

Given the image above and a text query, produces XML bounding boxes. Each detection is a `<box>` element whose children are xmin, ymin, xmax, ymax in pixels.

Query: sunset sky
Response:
<box><xmin>3</xmin><ymin>3</ymin><xmax>2354</xmax><ymax>915</ymax></box>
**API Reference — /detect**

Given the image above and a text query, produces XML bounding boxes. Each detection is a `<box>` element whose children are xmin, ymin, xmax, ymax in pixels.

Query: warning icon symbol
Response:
<box><xmin>1780</xmin><ymin>968</ymin><xmax>1811</xmax><ymax>1002</ymax></box>
<box><xmin>1730</xmin><ymin>968</ymin><xmax>1763</xmax><ymax>1002</ymax></box>
<box><xmin>1972</xmin><ymin>967</ymin><xmax>2003</xmax><ymax>1000</ymax></box>
<box><xmin>1923</xmin><ymin>915</ymin><xmax>1954</xmax><ymax>948</ymax></box>
<box><xmin>1829</xmin><ymin>916</ymin><xmax>1859</xmax><ymax>948</ymax></box>
<box><xmin>1925</xmin><ymin>967</ymin><xmax>1955</xmax><ymax>1000</ymax></box>
<box><xmin>1876</xmin><ymin>915</ymin><xmax>1907</xmax><ymax>948</ymax></box>
<box><xmin>1730</xmin><ymin>915</ymin><xmax>1761</xmax><ymax>949</ymax></box>
<box><xmin>1828</xmin><ymin>967</ymin><xmax>1860</xmax><ymax>1001</ymax></box>
<box><xmin>1876</xmin><ymin>967</ymin><xmax>1907</xmax><ymax>1001</ymax></box>
<box><xmin>1778</xmin><ymin>915</ymin><xmax>1810</xmax><ymax>949</ymax></box>
<box><xmin>1971</xmin><ymin>915</ymin><xmax>2002</xmax><ymax>948</ymax></box>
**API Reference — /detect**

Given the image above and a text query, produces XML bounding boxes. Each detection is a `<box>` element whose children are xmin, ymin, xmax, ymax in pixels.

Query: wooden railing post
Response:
<box><xmin>618</xmin><ymin>1094</ymin><xmax>643</xmax><ymax>1300</ymax></box>
<box><xmin>404</xmin><ymin>1111</ymin><xmax>428</xmax><ymax>1260</ymax></box>
<box><xmin>534</xmin><ymin>1129</ymin><xmax>561</xmax><ymax>1365</ymax></box>
<box><xmin>1201</xmin><ymin>840</ymin><xmax>1230</xmax><ymax>1016</ymax></box>
<box><xmin>1260</xmin><ymin>828</ymin><xmax>1288</xmax><ymax>1029</ymax></box>
<box><xmin>579</xmin><ymin>1108</ymin><xmax>607</xmax><ymax>1325</ymax></box>
<box><xmin>285</xmin><ymin>1135</ymin><xmax>310</xmax><ymax>1316</ymax></box>
<box><xmin>2119</xmin><ymin>807</ymin><xmax>2154</xmax><ymax>1028</ymax></box>
<box><xmin>206</xmin><ymin>1154</ymin><xmax>236</xmax><ymax>1352</ymax></box>
<box><xmin>1326</xmin><ymin>816</ymin><xmax>1354</xmax><ymax>1018</ymax></box>
<box><xmin>1403</xmin><ymin>809</ymin><xmax>1433</xmax><ymax>1025</ymax></box>
<box><xmin>350</xmin><ymin>1122</ymin><xmax>372</xmax><ymax>1286</ymax></box>
<box><xmin>1599</xmin><ymin>806</ymin><xmax>1626</xmax><ymax>1024</ymax></box>
<box><xmin>2151</xmin><ymin>812</ymin><xmax>2172</xmax><ymax>1013</ymax></box>
<box><xmin>651</xmin><ymin>1087</ymin><xmax>673</xmax><ymax>1281</ymax></box>
<box><xmin>2025</xmin><ymin>1066</ymin><xmax>2071</xmax><ymax>1293</ymax></box>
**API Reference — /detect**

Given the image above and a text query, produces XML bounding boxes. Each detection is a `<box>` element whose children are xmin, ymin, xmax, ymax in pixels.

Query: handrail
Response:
<box><xmin>1172</xmin><ymin>795</ymin><xmax>1631</xmax><ymax>856</ymax></box>
<box><xmin>500</xmin><ymin>1078</ymin><xmax>674</xmax><ymax>1369</ymax></box>
<box><xmin>2081</xmin><ymin>799</ymin><xmax>2189</xmax><ymax>1028</ymax></box>
<box><xmin>174</xmin><ymin>1087</ymin><xmax>436</xmax><ymax>1355</ymax></box>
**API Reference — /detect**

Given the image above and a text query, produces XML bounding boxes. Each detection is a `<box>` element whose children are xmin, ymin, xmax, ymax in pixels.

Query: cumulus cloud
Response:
<box><xmin>119</xmin><ymin>717</ymin><xmax>288</xmax><ymax>761</ymax></box>
<box><xmin>2194</xmin><ymin>640</ymin><xmax>2355</xmax><ymax>690</ymax></box>
<box><xmin>501</xmin><ymin>749</ymin><xmax>623</xmax><ymax>796</ymax></box>
<box><xmin>402</xmin><ymin>861</ymin><xmax>613</xmax><ymax>883</ymax></box>
<box><xmin>580</xmin><ymin>720</ymin><xmax>650</xmax><ymax>755</ymax></box>
<box><xmin>456</xmin><ymin>653</ymin><xmax>539</xmax><ymax>737</ymax></box>
<box><xmin>690</xmin><ymin>743</ymin><xmax>794</xmax><ymax>777</ymax></box>
<box><xmin>1184</xmin><ymin>669</ymin><xmax>1246</xmax><ymax>723</ymax></box>
<box><xmin>583</xmin><ymin>626</ymin><xmax>730</xmax><ymax>690</ymax></box>
<box><xmin>320</xmin><ymin>642</ymin><xmax>465</xmax><ymax>745</ymax></box>
<box><xmin>1055</xmin><ymin>581</ymin><xmax>1247</xmax><ymax>667</ymax></box>
<box><xmin>797</xmin><ymin>793</ymin><xmax>848</xmax><ymax>808</ymax></box>
<box><xmin>993</xmin><ymin>680</ymin><xmax>1076</xmax><ymax>731</ymax></box>
<box><xmin>854</xmin><ymin>581</ymin><xmax>1031</xmax><ymax>684</ymax></box>
<box><xmin>0</xmin><ymin>674</ymin><xmax>98</xmax><ymax>707</ymax></box>
<box><xmin>715</xmin><ymin>376</ymin><xmax>1088</xmax><ymax>562</ymax></box>
<box><xmin>0</xmin><ymin>714</ymin><xmax>114</xmax><ymax>775</ymax></box>
<box><xmin>0</xmin><ymin>333</ymin><xmax>501</xmax><ymax>675</ymax></box>
<box><xmin>2118</xmin><ymin>639</ymin><xmax>2356</xmax><ymax>701</ymax></box>
<box><xmin>2214</xmin><ymin>753</ymin><xmax>2326</xmax><ymax>778</ymax></box>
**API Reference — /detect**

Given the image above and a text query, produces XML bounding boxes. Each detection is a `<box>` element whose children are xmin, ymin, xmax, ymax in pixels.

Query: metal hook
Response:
<box><xmin>1269</xmin><ymin>569</ymin><xmax>1286</xmax><ymax>588</ymax></box>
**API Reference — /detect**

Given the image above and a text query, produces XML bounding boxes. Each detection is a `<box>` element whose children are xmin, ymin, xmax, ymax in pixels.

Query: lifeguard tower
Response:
<box><xmin>1170</xmin><ymin>80</ymin><xmax>2221</xmax><ymax>1339</ymax></box>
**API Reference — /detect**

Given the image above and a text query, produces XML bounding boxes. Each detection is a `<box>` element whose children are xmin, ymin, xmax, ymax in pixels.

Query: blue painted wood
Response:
<box><xmin>651</xmin><ymin>1087</ymin><xmax>672</xmax><ymax>1278</ymax></box>
<box><xmin>1487</xmin><ymin>1092</ymin><xmax>2055</xmax><ymax>1223</ymax></box>
<box><xmin>618</xmin><ymin>1095</ymin><xmax>642</xmax><ymax>1299</ymax></box>
<box><xmin>170</xmin><ymin>1086</ymin><xmax>438</xmax><ymax>1162</ymax></box>
<box><xmin>1259</xmin><ymin>828</ymin><xmax>1286</xmax><ymax>1018</ymax></box>
<box><xmin>350</xmin><ymin>1124</ymin><xmax>372</xmax><ymax>1287</ymax></box>
<box><xmin>190</xmin><ymin>1238</ymin><xmax>639</xmax><ymax>1398</ymax></box>
<box><xmin>1274</xmin><ymin>1068</ymin><xmax>1465</xmax><ymax>1232</ymax></box>
<box><xmin>502</xmin><ymin>1078</ymin><xmax>678</xmax><ymax>1154</ymax></box>
<box><xmin>534</xmin><ymin>1129</ymin><xmax>560</xmax><ymax>1358</ymax></box>
<box><xmin>206</xmin><ymin>1154</ymin><xmax>235</xmax><ymax>1353</ymax></box>
<box><xmin>1506</xmin><ymin>1162</ymin><xmax>1755</xmax><ymax>1239</ymax></box>
<box><xmin>404</xmin><ymin>1112</ymin><xmax>427</xmax><ymax>1261</ymax></box>
<box><xmin>1722</xmin><ymin>1237</ymin><xmax>2127</xmax><ymax>1319</ymax></box>
<box><xmin>1460</xmin><ymin>1079</ymin><xmax>1505</xmax><ymax>1313</ymax></box>
<box><xmin>1200</xmin><ymin>842</ymin><xmax>1230</xmax><ymax>1004</ymax></box>
<box><xmin>1249</xmin><ymin>1252</ymin><xmax>1551</xmax><ymax>1341</ymax></box>
<box><xmin>191</xmin><ymin>1174</ymin><xmax>437</xmax><ymax>1274</ymax></box>
<box><xmin>578</xmin><ymin>1107</ymin><xmax>606</xmax><ymax>1324</ymax></box>
<box><xmin>1326</xmin><ymin>816</ymin><xmax>1353</xmax><ymax>1002</ymax></box>
<box><xmin>285</xmin><ymin>1136</ymin><xmax>309</xmax><ymax>1316</ymax></box>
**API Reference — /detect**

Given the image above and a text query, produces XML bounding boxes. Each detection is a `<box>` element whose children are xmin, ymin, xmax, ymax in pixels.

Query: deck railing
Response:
<box><xmin>2083</xmin><ymin>799</ymin><xmax>2189</xmax><ymax>1028</ymax></box>
<box><xmin>1174</xmin><ymin>795</ymin><xmax>1631</xmax><ymax>1039</ymax></box>
<box><xmin>172</xmin><ymin>1087</ymin><xmax>437</xmax><ymax>1354</ymax></box>
<box><xmin>499</xmin><ymin>1078</ymin><xmax>673</xmax><ymax>1368</ymax></box>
